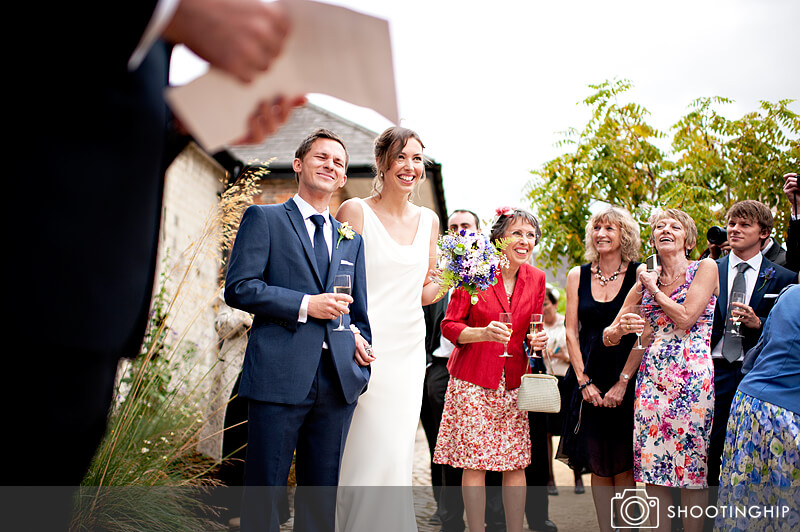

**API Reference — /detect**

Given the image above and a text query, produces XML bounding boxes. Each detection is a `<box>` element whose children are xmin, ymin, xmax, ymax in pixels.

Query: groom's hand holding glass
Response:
<box><xmin>308</xmin><ymin>292</ymin><xmax>353</xmax><ymax>321</ymax></box>
<box><xmin>308</xmin><ymin>292</ymin><xmax>375</xmax><ymax>367</ymax></box>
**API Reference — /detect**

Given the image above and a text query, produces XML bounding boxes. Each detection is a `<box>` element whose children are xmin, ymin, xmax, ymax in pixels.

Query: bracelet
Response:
<box><xmin>604</xmin><ymin>328</ymin><xmax>620</xmax><ymax>346</ymax></box>
<box><xmin>578</xmin><ymin>378</ymin><xmax>593</xmax><ymax>391</ymax></box>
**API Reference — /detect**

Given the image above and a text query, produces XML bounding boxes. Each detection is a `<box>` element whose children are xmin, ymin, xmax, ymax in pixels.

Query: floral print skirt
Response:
<box><xmin>433</xmin><ymin>372</ymin><xmax>530</xmax><ymax>471</ymax></box>
<box><xmin>714</xmin><ymin>391</ymin><xmax>800</xmax><ymax>532</ymax></box>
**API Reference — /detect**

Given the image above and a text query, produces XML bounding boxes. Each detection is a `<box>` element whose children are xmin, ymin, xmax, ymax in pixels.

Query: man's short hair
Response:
<box><xmin>449</xmin><ymin>209</ymin><xmax>481</xmax><ymax>230</ymax></box>
<box><xmin>726</xmin><ymin>200</ymin><xmax>774</xmax><ymax>235</ymax></box>
<box><xmin>294</xmin><ymin>128</ymin><xmax>349</xmax><ymax>181</ymax></box>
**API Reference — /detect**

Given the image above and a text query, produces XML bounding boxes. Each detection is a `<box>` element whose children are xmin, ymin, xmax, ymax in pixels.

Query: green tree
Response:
<box><xmin>527</xmin><ymin>79</ymin><xmax>799</xmax><ymax>271</ymax></box>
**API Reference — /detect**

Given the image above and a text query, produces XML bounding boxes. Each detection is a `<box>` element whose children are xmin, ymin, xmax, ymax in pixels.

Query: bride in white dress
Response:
<box><xmin>335</xmin><ymin>126</ymin><xmax>441</xmax><ymax>531</ymax></box>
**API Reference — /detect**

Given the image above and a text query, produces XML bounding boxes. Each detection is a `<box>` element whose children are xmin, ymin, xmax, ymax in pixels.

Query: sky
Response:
<box><xmin>170</xmin><ymin>0</ymin><xmax>799</xmax><ymax>226</ymax></box>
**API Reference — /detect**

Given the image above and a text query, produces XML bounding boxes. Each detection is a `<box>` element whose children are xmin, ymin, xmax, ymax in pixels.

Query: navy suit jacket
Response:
<box><xmin>710</xmin><ymin>255</ymin><xmax>797</xmax><ymax>356</ymax></box>
<box><xmin>225</xmin><ymin>199</ymin><xmax>371</xmax><ymax>405</ymax></box>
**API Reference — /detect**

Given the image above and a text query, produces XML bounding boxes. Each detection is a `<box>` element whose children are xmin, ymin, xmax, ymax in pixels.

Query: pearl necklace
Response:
<box><xmin>594</xmin><ymin>262</ymin><xmax>622</xmax><ymax>286</ymax></box>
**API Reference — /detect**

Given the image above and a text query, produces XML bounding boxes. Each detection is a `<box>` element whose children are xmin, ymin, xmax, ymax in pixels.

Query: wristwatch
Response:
<box><xmin>620</xmin><ymin>372</ymin><xmax>630</xmax><ymax>383</ymax></box>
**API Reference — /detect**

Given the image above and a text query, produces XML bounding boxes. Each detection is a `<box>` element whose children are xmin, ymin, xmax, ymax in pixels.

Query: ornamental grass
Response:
<box><xmin>70</xmin><ymin>162</ymin><xmax>267</xmax><ymax>531</ymax></box>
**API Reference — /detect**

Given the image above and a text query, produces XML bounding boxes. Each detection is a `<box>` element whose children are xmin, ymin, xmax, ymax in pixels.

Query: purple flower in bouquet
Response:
<box><xmin>436</xmin><ymin>229</ymin><xmax>509</xmax><ymax>304</ymax></box>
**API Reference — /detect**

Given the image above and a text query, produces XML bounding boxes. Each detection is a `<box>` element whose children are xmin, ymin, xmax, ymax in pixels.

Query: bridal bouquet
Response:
<box><xmin>436</xmin><ymin>229</ymin><xmax>509</xmax><ymax>304</ymax></box>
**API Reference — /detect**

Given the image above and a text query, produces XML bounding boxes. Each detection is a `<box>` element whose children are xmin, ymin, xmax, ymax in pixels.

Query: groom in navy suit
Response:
<box><xmin>706</xmin><ymin>200</ymin><xmax>796</xmax><ymax>497</ymax></box>
<box><xmin>225</xmin><ymin>128</ymin><xmax>373</xmax><ymax>532</ymax></box>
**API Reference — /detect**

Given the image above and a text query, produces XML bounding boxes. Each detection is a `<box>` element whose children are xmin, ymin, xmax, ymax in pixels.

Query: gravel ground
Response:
<box><xmin>273</xmin><ymin>423</ymin><xmax>601</xmax><ymax>532</ymax></box>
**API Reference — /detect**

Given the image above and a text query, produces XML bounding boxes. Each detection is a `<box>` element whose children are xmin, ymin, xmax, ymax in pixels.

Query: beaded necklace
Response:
<box><xmin>594</xmin><ymin>262</ymin><xmax>622</xmax><ymax>286</ymax></box>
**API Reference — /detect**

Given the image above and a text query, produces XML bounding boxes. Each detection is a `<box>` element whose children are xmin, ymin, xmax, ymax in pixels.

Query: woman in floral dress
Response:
<box><xmin>604</xmin><ymin>208</ymin><xmax>719</xmax><ymax>532</ymax></box>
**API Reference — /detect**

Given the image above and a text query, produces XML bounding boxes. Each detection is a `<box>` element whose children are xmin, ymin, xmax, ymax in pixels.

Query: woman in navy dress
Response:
<box><xmin>558</xmin><ymin>206</ymin><xmax>642</xmax><ymax>532</ymax></box>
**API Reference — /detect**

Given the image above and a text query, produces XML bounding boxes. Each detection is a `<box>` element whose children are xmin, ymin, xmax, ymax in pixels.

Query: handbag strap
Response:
<box><xmin>543</xmin><ymin>348</ymin><xmax>555</xmax><ymax>375</ymax></box>
<box><xmin>523</xmin><ymin>341</ymin><xmax>547</xmax><ymax>375</ymax></box>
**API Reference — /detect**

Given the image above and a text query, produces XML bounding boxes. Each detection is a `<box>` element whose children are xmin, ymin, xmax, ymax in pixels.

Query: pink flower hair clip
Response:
<box><xmin>495</xmin><ymin>206</ymin><xmax>515</xmax><ymax>218</ymax></box>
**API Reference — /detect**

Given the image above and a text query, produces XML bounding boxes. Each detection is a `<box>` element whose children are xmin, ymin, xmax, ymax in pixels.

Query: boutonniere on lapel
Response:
<box><xmin>337</xmin><ymin>222</ymin><xmax>355</xmax><ymax>248</ymax></box>
<box><xmin>757</xmin><ymin>266</ymin><xmax>775</xmax><ymax>291</ymax></box>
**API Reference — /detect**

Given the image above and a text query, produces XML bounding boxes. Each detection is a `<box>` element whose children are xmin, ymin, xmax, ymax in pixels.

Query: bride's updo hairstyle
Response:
<box><xmin>371</xmin><ymin>126</ymin><xmax>426</xmax><ymax>199</ymax></box>
<box><xmin>489</xmin><ymin>207</ymin><xmax>541</xmax><ymax>246</ymax></box>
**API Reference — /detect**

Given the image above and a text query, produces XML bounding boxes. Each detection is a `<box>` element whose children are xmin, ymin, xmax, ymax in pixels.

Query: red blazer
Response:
<box><xmin>443</xmin><ymin>263</ymin><xmax>546</xmax><ymax>390</ymax></box>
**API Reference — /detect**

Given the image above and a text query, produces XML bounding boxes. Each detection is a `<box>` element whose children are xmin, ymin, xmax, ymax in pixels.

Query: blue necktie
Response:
<box><xmin>310</xmin><ymin>214</ymin><xmax>329</xmax><ymax>283</ymax></box>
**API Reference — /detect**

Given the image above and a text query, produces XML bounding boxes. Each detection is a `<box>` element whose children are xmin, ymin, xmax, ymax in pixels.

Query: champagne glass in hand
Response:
<box><xmin>499</xmin><ymin>312</ymin><xmax>513</xmax><ymax>357</ymax></box>
<box><xmin>631</xmin><ymin>305</ymin><xmax>644</xmax><ymax>349</ymax></box>
<box><xmin>529</xmin><ymin>313</ymin><xmax>544</xmax><ymax>359</ymax></box>
<box><xmin>333</xmin><ymin>274</ymin><xmax>351</xmax><ymax>331</ymax></box>
<box><xmin>729</xmin><ymin>291</ymin><xmax>746</xmax><ymax>337</ymax></box>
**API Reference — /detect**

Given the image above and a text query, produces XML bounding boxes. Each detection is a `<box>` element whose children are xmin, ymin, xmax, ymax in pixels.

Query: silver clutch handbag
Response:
<box><xmin>517</xmin><ymin>373</ymin><xmax>561</xmax><ymax>413</ymax></box>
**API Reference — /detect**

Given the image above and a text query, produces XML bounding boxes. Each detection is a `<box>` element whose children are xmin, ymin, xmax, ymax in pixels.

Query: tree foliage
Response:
<box><xmin>526</xmin><ymin>79</ymin><xmax>800</xmax><ymax>271</ymax></box>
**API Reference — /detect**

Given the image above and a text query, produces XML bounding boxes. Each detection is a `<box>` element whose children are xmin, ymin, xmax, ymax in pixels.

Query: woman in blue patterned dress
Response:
<box><xmin>714</xmin><ymin>284</ymin><xmax>800</xmax><ymax>532</ymax></box>
<box><xmin>604</xmin><ymin>208</ymin><xmax>719</xmax><ymax>532</ymax></box>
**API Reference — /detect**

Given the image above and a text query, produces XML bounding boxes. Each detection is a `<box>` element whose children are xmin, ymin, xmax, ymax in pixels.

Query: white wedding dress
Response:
<box><xmin>336</xmin><ymin>198</ymin><xmax>432</xmax><ymax>531</ymax></box>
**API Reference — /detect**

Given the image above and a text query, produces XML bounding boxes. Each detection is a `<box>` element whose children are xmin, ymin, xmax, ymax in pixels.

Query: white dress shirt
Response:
<box><xmin>711</xmin><ymin>251</ymin><xmax>763</xmax><ymax>360</ymax></box>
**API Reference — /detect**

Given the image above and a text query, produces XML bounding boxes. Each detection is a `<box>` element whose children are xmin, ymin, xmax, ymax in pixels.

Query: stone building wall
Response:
<box><xmin>157</xmin><ymin>143</ymin><xmax>230</xmax><ymax>459</ymax></box>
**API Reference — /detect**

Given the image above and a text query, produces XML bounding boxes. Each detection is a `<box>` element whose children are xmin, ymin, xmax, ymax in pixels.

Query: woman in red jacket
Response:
<box><xmin>433</xmin><ymin>207</ymin><xmax>548</xmax><ymax>532</ymax></box>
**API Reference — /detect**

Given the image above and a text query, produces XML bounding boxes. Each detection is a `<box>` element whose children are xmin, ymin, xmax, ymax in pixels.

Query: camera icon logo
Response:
<box><xmin>611</xmin><ymin>488</ymin><xmax>659</xmax><ymax>528</ymax></box>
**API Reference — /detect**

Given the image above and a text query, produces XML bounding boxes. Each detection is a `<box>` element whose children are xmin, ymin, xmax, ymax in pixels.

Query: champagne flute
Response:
<box><xmin>333</xmin><ymin>274</ymin><xmax>351</xmax><ymax>331</ymax></box>
<box><xmin>729</xmin><ymin>291</ymin><xmax>746</xmax><ymax>337</ymax></box>
<box><xmin>631</xmin><ymin>304</ymin><xmax>644</xmax><ymax>349</ymax></box>
<box><xmin>529</xmin><ymin>313</ymin><xmax>544</xmax><ymax>359</ymax></box>
<box><xmin>499</xmin><ymin>312</ymin><xmax>513</xmax><ymax>357</ymax></box>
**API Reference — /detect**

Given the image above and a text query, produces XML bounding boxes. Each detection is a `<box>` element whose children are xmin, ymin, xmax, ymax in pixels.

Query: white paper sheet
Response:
<box><xmin>166</xmin><ymin>0</ymin><xmax>398</xmax><ymax>151</ymax></box>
